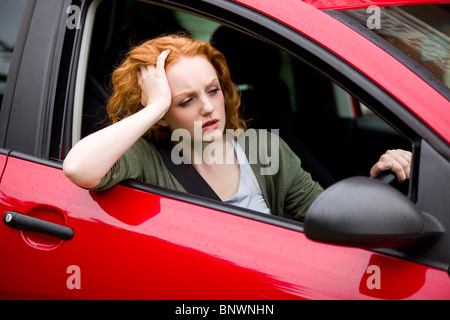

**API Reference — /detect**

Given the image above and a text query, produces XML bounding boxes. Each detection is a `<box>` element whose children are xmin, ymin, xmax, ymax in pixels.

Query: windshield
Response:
<box><xmin>342</xmin><ymin>4</ymin><xmax>450</xmax><ymax>91</ymax></box>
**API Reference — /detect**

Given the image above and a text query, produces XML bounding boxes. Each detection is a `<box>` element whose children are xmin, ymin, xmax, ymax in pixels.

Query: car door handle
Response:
<box><xmin>3</xmin><ymin>211</ymin><xmax>74</xmax><ymax>241</ymax></box>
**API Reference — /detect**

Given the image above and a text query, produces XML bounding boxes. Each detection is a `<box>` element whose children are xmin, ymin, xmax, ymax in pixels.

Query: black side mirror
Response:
<box><xmin>304</xmin><ymin>176</ymin><xmax>444</xmax><ymax>249</ymax></box>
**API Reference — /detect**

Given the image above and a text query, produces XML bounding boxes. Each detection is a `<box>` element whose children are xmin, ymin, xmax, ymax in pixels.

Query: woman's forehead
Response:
<box><xmin>166</xmin><ymin>56</ymin><xmax>219</xmax><ymax>91</ymax></box>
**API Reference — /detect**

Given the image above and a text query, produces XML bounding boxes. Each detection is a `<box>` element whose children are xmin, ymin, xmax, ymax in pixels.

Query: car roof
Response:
<box><xmin>303</xmin><ymin>0</ymin><xmax>450</xmax><ymax>10</ymax></box>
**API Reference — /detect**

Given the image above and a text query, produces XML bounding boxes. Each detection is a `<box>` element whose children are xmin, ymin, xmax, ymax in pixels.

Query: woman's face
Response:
<box><xmin>160</xmin><ymin>55</ymin><xmax>226</xmax><ymax>144</ymax></box>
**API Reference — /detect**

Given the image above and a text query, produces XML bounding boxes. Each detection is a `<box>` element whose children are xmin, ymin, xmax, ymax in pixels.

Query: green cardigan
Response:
<box><xmin>94</xmin><ymin>130</ymin><xmax>323</xmax><ymax>221</ymax></box>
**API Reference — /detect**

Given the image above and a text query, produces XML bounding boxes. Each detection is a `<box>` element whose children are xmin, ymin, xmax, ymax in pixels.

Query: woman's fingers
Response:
<box><xmin>138</xmin><ymin>50</ymin><xmax>170</xmax><ymax>81</ymax></box>
<box><xmin>137</xmin><ymin>66</ymin><xmax>150</xmax><ymax>106</ymax></box>
<box><xmin>156</xmin><ymin>49</ymin><xmax>170</xmax><ymax>70</ymax></box>
<box><xmin>370</xmin><ymin>149</ymin><xmax>412</xmax><ymax>183</ymax></box>
<box><xmin>136</xmin><ymin>50</ymin><xmax>172</xmax><ymax>109</ymax></box>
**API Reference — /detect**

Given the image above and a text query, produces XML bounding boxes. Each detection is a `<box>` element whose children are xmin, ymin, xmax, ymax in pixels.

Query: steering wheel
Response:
<box><xmin>376</xmin><ymin>170</ymin><xmax>410</xmax><ymax>195</ymax></box>
<box><xmin>375</xmin><ymin>171</ymin><xmax>397</xmax><ymax>185</ymax></box>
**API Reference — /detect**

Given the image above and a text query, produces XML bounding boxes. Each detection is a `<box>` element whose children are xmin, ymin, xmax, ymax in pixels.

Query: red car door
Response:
<box><xmin>1</xmin><ymin>154</ymin><xmax>449</xmax><ymax>299</ymax></box>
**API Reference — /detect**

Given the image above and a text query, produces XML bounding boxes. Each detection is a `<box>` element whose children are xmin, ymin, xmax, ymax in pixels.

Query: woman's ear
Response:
<box><xmin>157</xmin><ymin>118</ymin><xmax>169</xmax><ymax>127</ymax></box>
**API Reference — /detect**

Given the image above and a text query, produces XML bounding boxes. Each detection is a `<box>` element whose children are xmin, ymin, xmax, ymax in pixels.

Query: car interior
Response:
<box><xmin>79</xmin><ymin>0</ymin><xmax>411</xmax><ymax>196</ymax></box>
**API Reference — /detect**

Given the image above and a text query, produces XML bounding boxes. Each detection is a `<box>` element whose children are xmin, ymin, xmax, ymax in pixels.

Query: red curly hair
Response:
<box><xmin>107</xmin><ymin>34</ymin><xmax>246</xmax><ymax>142</ymax></box>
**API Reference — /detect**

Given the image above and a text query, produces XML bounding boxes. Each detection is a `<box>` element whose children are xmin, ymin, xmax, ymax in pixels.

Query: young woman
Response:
<box><xmin>63</xmin><ymin>35</ymin><xmax>411</xmax><ymax>221</ymax></box>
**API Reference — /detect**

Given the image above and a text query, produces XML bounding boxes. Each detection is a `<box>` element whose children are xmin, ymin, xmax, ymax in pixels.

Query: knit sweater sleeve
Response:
<box><xmin>91</xmin><ymin>138</ymin><xmax>185</xmax><ymax>192</ymax></box>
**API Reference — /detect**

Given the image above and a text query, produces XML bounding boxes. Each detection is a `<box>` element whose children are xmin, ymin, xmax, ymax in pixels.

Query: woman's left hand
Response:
<box><xmin>370</xmin><ymin>149</ymin><xmax>412</xmax><ymax>183</ymax></box>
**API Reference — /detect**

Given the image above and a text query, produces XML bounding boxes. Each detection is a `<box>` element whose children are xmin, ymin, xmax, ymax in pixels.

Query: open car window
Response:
<box><xmin>74</xmin><ymin>0</ymin><xmax>413</xmax><ymax>220</ymax></box>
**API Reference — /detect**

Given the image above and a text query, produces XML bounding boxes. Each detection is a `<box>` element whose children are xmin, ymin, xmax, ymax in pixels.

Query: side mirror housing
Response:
<box><xmin>304</xmin><ymin>177</ymin><xmax>444</xmax><ymax>248</ymax></box>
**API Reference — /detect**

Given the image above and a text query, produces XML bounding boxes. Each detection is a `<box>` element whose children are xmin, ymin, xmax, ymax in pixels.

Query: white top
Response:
<box><xmin>223</xmin><ymin>138</ymin><xmax>271</xmax><ymax>215</ymax></box>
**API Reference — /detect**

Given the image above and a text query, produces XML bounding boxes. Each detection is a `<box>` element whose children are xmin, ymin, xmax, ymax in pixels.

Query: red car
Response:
<box><xmin>0</xmin><ymin>0</ymin><xmax>449</xmax><ymax>300</ymax></box>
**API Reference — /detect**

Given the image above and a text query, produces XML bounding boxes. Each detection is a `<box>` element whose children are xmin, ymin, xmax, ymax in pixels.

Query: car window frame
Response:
<box><xmin>70</xmin><ymin>0</ymin><xmax>102</xmax><ymax>147</ymax></box>
<box><xmin>69</xmin><ymin>0</ymin><xmax>422</xmax><ymax>214</ymax></box>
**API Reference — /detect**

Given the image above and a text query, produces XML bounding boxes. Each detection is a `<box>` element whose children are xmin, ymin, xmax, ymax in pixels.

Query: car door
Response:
<box><xmin>3</xmin><ymin>155</ymin><xmax>448</xmax><ymax>300</ymax></box>
<box><xmin>1</xmin><ymin>0</ymin><xmax>449</xmax><ymax>301</ymax></box>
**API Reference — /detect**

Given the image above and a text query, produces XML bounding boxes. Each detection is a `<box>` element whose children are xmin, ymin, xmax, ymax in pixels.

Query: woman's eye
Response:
<box><xmin>179</xmin><ymin>98</ymin><xmax>193</xmax><ymax>107</ymax></box>
<box><xmin>208</xmin><ymin>87</ymin><xmax>221</xmax><ymax>95</ymax></box>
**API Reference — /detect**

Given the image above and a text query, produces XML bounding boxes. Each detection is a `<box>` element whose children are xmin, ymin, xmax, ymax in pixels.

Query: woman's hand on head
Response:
<box><xmin>370</xmin><ymin>149</ymin><xmax>412</xmax><ymax>183</ymax></box>
<box><xmin>137</xmin><ymin>50</ymin><xmax>172</xmax><ymax>113</ymax></box>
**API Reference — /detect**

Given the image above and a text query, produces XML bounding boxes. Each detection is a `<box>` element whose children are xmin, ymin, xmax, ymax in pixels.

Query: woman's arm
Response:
<box><xmin>63</xmin><ymin>50</ymin><xmax>171</xmax><ymax>189</ymax></box>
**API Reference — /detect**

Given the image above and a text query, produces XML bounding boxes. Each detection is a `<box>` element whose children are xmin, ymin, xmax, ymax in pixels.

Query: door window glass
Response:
<box><xmin>343</xmin><ymin>5</ymin><xmax>450</xmax><ymax>90</ymax></box>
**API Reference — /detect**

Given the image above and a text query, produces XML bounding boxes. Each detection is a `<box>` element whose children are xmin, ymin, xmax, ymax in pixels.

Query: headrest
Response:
<box><xmin>211</xmin><ymin>26</ymin><xmax>281</xmax><ymax>84</ymax></box>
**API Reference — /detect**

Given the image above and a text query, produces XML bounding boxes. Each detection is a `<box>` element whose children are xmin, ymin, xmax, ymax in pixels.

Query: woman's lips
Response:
<box><xmin>202</xmin><ymin>119</ymin><xmax>219</xmax><ymax>131</ymax></box>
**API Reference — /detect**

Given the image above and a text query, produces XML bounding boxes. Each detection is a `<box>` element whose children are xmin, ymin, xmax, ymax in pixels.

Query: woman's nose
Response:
<box><xmin>200</xmin><ymin>96</ymin><xmax>215</xmax><ymax>115</ymax></box>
